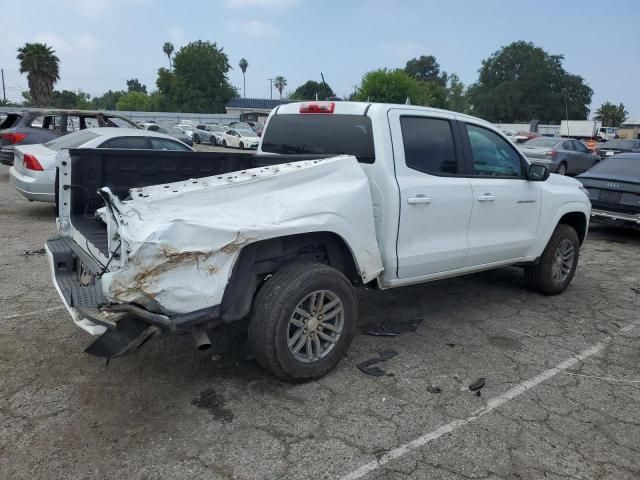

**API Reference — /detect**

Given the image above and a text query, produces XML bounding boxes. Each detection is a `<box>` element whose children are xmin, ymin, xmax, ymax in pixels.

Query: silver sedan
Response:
<box><xmin>9</xmin><ymin>127</ymin><xmax>193</xmax><ymax>203</ymax></box>
<box><xmin>519</xmin><ymin>137</ymin><xmax>600</xmax><ymax>176</ymax></box>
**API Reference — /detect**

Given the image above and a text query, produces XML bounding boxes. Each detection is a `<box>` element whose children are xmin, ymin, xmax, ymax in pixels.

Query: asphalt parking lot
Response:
<box><xmin>1</xmin><ymin>164</ymin><xmax>639</xmax><ymax>480</ymax></box>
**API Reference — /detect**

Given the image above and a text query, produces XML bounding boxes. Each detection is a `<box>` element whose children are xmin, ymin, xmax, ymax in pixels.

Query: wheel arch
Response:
<box><xmin>219</xmin><ymin>231</ymin><xmax>362</xmax><ymax>323</ymax></box>
<box><xmin>558</xmin><ymin>211</ymin><xmax>588</xmax><ymax>245</ymax></box>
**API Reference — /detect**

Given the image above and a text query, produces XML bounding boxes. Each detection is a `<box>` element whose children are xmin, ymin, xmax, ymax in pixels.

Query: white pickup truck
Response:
<box><xmin>46</xmin><ymin>101</ymin><xmax>591</xmax><ymax>381</ymax></box>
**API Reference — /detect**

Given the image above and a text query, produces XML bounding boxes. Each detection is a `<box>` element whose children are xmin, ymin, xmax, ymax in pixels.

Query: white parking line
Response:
<box><xmin>341</xmin><ymin>320</ymin><xmax>640</xmax><ymax>480</ymax></box>
<box><xmin>2</xmin><ymin>306</ymin><xmax>65</xmax><ymax>320</ymax></box>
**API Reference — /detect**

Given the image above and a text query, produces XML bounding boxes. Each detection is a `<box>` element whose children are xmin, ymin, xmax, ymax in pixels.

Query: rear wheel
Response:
<box><xmin>222</xmin><ymin>139</ymin><xmax>227</xmax><ymax>147</ymax></box>
<box><xmin>525</xmin><ymin>224</ymin><xmax>579</xmax><ymax>295</ymax></box>
<box><xmin>239</xmin><ymin>142</ymin><xmax>244</xmax><ymax>150</ymax></box>
<box><xmin>193</xmin><ymin>134</ymin><xmax>200</xmax><ymax>144</ymax></box>
<box><xmin>557</xmin><ymin>162</ymin><xmax>567</xmax><ymax>175</ymax></box>
<box><xmin>248</xmin><ymin>262</ymin><xmax>357</xmax><ymax>382</ymax></box>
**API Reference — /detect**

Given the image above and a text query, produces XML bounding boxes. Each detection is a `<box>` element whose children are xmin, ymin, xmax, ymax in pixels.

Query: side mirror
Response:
<box><xmin>528</xmin><ymin>163</ymin><xmax>550</xmax><ymax>181</ymax></box>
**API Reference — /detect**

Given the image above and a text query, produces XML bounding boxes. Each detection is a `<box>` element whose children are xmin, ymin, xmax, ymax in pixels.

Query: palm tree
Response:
<box><xmin>16</xmin><ymin>43</ymin><xmax>60</xmax><ymax>107</ymax></box>
<box><xmin>163</xmin><ymin>42</ymin><xmax>174</xmax><ymax>72</ymax></box>
<box><xmin>273</xmin><ymin>76</ymin><xmax>287</xmax><ymax>99</ymax></box>
<box><xmin>238</xmin><ymin>58</ymin><xmax>249</xmax><ymax>98</ymax></box>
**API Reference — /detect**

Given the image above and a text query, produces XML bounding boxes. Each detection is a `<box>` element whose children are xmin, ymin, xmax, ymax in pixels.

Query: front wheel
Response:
<box><xmin>193</xmin><ymin>134</ymin><xmax>200</xmax><ymax>144</ymax></box>
<box><xmin>222</xmin><ymin>139</ymin><xmax>227</xmax><ymax>147</ymax></box>
<box><xmin>239</xmin><ymin>142</ymin><xmax>244</xmax><ymax>150</ymax></box>
<box><xmin>248</xmin><ymin>262</ymin><xmax>357</xmax><ymax>382</ymax></box>
<box><xmin>525</xmin><ymin>224</ymin><xmax>580</xmax><ymax>295</ymax></box>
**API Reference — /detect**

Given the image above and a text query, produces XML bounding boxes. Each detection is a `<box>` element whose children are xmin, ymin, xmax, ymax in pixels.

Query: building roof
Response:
<box><xmin>225</xmin><ymin>98</ymin><xmax>291</xmax><ymax>110</ymax></box>
<box><xmin>621</xmin><ymin>118</ymin><xmax>640</xmax><ymax>127</ymax></box>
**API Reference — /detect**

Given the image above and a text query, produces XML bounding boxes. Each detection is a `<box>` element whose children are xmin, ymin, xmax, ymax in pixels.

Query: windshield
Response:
<box><xmin>601</xmin><ymin>140</ymin><xmax>637</xmax><ymax>149</ymax></box>
<box><xmin>523</xmin><ymin>137</ymin><xmax>558</xmax><ymax>148</ymax></box>
<box><xmin>237</xmin><ymin>129</ymin><xmax>255</xmax><ymax>136</ymax></box>
<box><xmin>43</xmin><ymin>130</ymin><xmax>101</xmax><ymax>150</ymax></box>
<box><xmin>261</xmin><ymin>114</ymin><xmax>375</xmax><ymax>163</ymax></box>
<box><xmin>588</xmin><ymin>156</ymin><xmax>639</xmax><ymax>177</ymax></box>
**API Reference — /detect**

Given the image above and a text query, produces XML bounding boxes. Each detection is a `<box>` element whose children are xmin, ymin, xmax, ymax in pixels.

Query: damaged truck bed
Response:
<box><xmin>47</xmin><ymin>148</ymin><xmax>383</xmax><ymax>359</ymax></box>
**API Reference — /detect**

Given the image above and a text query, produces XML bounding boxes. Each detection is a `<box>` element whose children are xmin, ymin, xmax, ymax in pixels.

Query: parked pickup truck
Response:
<box><xmin>46</xmin><ymin>101</ymin><xmax>591</xmax><ymax>382</ymax></box>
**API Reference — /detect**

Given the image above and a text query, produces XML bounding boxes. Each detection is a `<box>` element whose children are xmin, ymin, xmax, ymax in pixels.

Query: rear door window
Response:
<box><xmin>30</xmin><ymin>115</ymin><xmax>65</xmax><ymax>131</ymax></box>
<box><xmin>98</xmin><ymin>137</ymin><xmax>150</xmax><ymax>149</ymax></box>
<box><xmin>261</xmin><ymin>114</ymin><xmax>375</xmax><ymax>163</ymax></box>
<box><xmin>149</xmin><ymin>138</ymin><xmax>191</xmax><ymax>151</ymax></box>
<box><xmin>400</xmin><ymin>116</ymin><xmax>458</xmax><ymax>175</ymax></box>
<box><xmin>0</xmin><ymin>114</ymin><xmax>21</xmax><ymax>129</ymax></box>
<box><xmin>573</xmin><ymin>141</ymin><xmax>589</xmax><ymax>153</ymax></box>
<box><xmin>562</xmin><ymin>141</ymin><xmax>574</xmax><ymax>151</ymax></box>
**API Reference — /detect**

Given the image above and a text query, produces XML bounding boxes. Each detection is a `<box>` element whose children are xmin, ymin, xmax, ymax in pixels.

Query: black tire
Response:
<box><xmin>525</xmin><ymin>224</ymin><xmax>580</xmax><ymax>295</ymax></box>
<box><xmin>557</xmin><ymin>162</ymin><xmax>567</xmax><ymax>175</ymax></box>
<box><xmin>193</xmin><ymin>134</ymin><xmax>200</xmax><ymax>144</ymax></box>
<box><xmin>248</xmin><ymin>262</ymin><xmax>357</xmax><ymax>382</ymax></box>
<box><xmin>222</xmin><ymin>139</ymin><xmax>227</xmax><ymax>147</ymax></box>
<box><xmin>239</xmin><ymin>142</ymin><xmax>244</xmax><ymax>150</ymax></box>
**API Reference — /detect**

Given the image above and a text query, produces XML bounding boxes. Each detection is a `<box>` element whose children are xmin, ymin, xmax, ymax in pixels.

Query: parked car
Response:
<box><xmin>174</xmin><ymin>124</ymin><xmax>194</xmax><ymax>140</ymax></box>
<box><xmin>577</xmin><ymin>153</ymin><xmax>640</xmax><ymax>228</ymax></box>
<box><xmin>229</xmin><ymin>121</ymin><xmax>256</xmax><ymax>131</ymax></box>
<box><xmin>146</xmin><ymin>124</ymin><xmax>193</xmax><ymax>146</ymax></box>
<box><xmin>596</xmin><ymin>139</ymin><xmax>640</xmax><ymax>158</ymax></box>
<box><xmin>9</xmin><ymin>127</ymin><xmax>193</xmax><ymax>203</ymax></box>
<box><xmin>222</xmin><ymin>128</ymin><xmax>260</xmax><ymax>149</ymax></box>
<box><xmin>207</xmin><ymin>125</ymin><xmax>229</xmax><ymax>145</ymax></box>
<box><xmin>519</xmin><ymin>137</ymin><xmax>600</xmax><ymax>175</ymax></box>
<box><xmin>191</xmin><ymin>124</ymin><xmax>221</xmax><ymax>145</ymax></box>
<box><xmin>0</xmin><ymin>109</ymin><xmax>139</xmax><ymax>166</ymax></box>
<box><xmin>46</xmin><ymin>101</ymin><xmax>590</xmax><ymax>382</ymax></box>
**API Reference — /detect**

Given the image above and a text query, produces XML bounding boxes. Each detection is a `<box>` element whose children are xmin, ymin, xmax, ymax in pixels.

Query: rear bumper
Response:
<box><xmin>9</xmin><ymin>166</ymin><xmax>55</xmax><ymax>202</ymax></box>
<box><xmin>591</xmin><ymin>208</ymin><xmax>640</xmax><ymax>225</ymax></box>
<box><xmin>46</xmin><ymin>236</ymin><xmax>221</xmax><ymax>356</ymax></box>
<box><xmin>0</xmin><ymin>148</ymin><xmax>15</xmax><ymax>166</ymax></box>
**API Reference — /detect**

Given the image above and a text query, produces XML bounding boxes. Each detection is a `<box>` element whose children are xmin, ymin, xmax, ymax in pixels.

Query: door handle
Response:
<box><xmin>477</xmin><ymin>193</ymin><xmax>496</xmax><ymax>202</ymax></box>
<box><xmin>407</xmin><ymin>195</ymin><xmax>432</xmax><ymax>205</ymax></box>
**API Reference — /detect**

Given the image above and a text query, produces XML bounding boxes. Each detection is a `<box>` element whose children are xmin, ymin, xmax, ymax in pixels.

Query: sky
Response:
<box><xmin>1</xmin><ymin>0</ymin><xmax>639</xmax><ymax>119</ymax></box>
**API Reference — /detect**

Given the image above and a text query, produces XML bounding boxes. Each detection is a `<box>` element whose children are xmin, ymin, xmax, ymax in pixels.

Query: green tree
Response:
<box><xmin>404</xmin><ymin>55</ymin><xmax>447</xmax><ymax>86</ymax></box>
<box><xmin>354</xmin><ymin>69</ymin><xmax>426</xmax><ymax>105</ymax></box>
<box><xmin>594</xmin><ymin>102</ymin><xmax>628</xmax><ymax>127</ymax></box>
<box><xmin>157</xmin><ymin>40</ymin><xmax>236</xmax><ymax>113</ymax></box>
<box><xmin>162</xmin><ymin>42</ymin><xmax>174</xmax><ymax>72</ymax></box>
<box><xmin>238</xmin><ymin>58</ymin><xmax>248</xmax><ymax>97</ymax></box>
<box><xmin>419</xmin><ymin>81</ymin><xmax>447</xmax><ymax>108</ymax></box>
<box><xmin>115</xmin><ymin>91</ymin><xmax>151</xmax><ymax>111</ymax></box>
<box><xmin>16</xmin><ymin>42</ymin><xmax>60</xmax><ymax>106</ymax></box>
<box><xmin>127</xmin><ymin>78</ymin><xmax>147</xmax><ymax>94</ymax></box>
<box><xmin>51</xmin><ymin>90</ymin><xmax>92</xmax><ymax>109</ymax></box>
<box><xmin>91</xmin><ymin>90</ymin><xmax>126</xmax><ymax>110</ymax></box>
<box><xmin>446</xmin><ymin>73</ymin><xmax>470</xmax><ymax>113</ymax></box>
<box><xmin>289</xmin><ymin>80</ymin><xmax>335</xmax><ymax>101</ymax></box>
<box><xmin>273</xmin><ymin>76</ymin><xmax>287</xmax><ymax>99</ymax></box>
<box><xmin>467</xmin><ymin>41</ymin><xmax>593</xmax><ymax>123</ymax></box>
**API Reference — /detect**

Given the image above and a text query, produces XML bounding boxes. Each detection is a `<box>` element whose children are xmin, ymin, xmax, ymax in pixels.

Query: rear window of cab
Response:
<box><xmin>261</xmin><ymin>114</ymin><xmax>375</xmax><ymax>163</ymax></box>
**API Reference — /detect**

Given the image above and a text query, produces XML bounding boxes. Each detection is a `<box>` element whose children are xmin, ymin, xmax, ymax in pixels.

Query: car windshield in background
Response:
<box><xmin>601</xmin><ymin>140</ymin><xmax>637</xmax><ymax>149</ymax></box>
<box><xmin>237</xmin><ymin>129</ymin><xmax>255</xmax><ymax>136</ymax></box>
<box><xmin>43</xmin><ymin>130</ymin><xmax>101</xmax><ymax>150</ymax></box>
<box><xmin>589</xmin><ymin>157</ymin><xmax>639</xmax><ymax>177</ymax></box>
<box><xmin>523</xmin><ymin>137</ymin><xmax>558</xmax><ymax>148</ymax></box>
<box><xmin>261</xmin><ymin>114</ymin><xmax>375</xmax><ymax>163</ymax></box>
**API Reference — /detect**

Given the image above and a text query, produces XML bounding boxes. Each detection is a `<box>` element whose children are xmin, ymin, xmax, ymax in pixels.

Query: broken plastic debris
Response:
<box><xmin>21</xmin><ymin>248</ymin><xmax>45</xmax><ymax>256</ymax></box>
<box><xmin>357</xmin><ymin>349</ymin><xmax>399</xmax><ymax>377</ymax></box>
<box><xmin>469</xmin><ymin>377</ymin><xmax>486</xmax><ymax>391</ymax></box>
<box><xmin>445</xmin><ymin>343</ymin><xmax>455</xmax><ymax>348</ymax></box>
<box><xmin>363</xmin><ymin>318</ymin><xmax>423</xmax><ymax>337</ymax></box>
<box><xmin>427</xmin><ymin>384</ymin><xmax>442</xmax><ymax>394</ymax></box>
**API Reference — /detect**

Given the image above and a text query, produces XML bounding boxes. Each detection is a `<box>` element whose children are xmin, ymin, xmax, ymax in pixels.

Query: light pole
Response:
<box><xmin>268</xmin><ymin>78</ymin><xmax>274</xmax><ymax>100</ymax></box>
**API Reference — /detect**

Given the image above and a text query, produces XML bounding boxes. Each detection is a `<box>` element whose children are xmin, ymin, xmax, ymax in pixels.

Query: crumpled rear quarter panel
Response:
<box><xmin>100</xmin><ymin>156</ymin><xmax>383</xmax><ymax>314</ymax></box>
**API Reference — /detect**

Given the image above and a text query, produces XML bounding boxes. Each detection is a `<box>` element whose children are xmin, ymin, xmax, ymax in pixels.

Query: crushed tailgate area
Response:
<box><xmin>1</xmin><ymin>167</ymin><xmax>639</xmax><ymax>480</ymax></box>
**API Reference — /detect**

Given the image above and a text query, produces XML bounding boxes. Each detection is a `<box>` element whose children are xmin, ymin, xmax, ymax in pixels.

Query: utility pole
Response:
<box><xmin>268</xmin><ymin>78</ymin><xmax>273</xmax><ymax>100</ymax></box>
<box><xmin>1</xmin><ymin>69</ymin><xmax>5</xmax><ymax>102</ymax></box>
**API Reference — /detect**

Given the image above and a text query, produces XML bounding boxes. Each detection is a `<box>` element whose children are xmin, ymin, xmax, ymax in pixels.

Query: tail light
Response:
<box><xmin>23</xmin><ymin>153</ymin><xmax>44</xmax><ymax>171</ymax></box>
<box><xmin>543</xmin><ymin>150</ymin><xmax>558</xmax><ymax>159</ymax></box>
<box><xmin>1</xmin><ymin>133</ymin><xmax>27</xmax><ymax>144</ymax></box>
<box><xmin>299</xmin><ymin>102</ymin><xmax>335</xmax><ymax>114</ymax></box>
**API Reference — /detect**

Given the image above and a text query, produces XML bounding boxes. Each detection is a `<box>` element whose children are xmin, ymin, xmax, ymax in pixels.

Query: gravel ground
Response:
<box><xmin>0</xmin><ymin>164</ymin><xmax>639</xmax><ymax>480</ymax></box>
